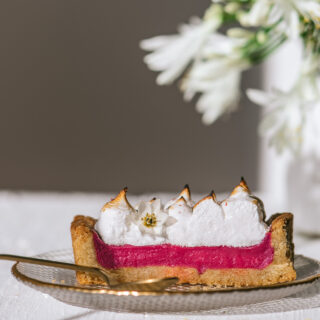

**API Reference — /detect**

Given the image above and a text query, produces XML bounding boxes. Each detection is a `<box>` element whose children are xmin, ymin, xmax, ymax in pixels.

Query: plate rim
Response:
<box><xmin>11</xmin><ymin>252</ymin><xmax>320</xmax><ymax>297</ymax></box>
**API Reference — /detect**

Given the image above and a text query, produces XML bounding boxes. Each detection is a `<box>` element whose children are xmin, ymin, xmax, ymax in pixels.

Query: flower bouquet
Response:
<box><xmin>141</xmin><ymin>0</ymin><xmax>320</xmax><ymax>154</ymax></box>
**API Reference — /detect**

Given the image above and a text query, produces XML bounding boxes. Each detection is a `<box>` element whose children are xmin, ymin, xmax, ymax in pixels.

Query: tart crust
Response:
<box><xmin>71</xmin><ymin>213</ymin><xmax>296</xmax><ymax>287</ymax></box>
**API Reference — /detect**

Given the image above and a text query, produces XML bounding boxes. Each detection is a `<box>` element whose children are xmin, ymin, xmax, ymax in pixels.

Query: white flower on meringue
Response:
<box><xmin>140</xmin><ymin>5</ymin><xmax>223</xmax><ymax>85</ymax></box>
<box><xmin>134</xmin><ymin>199</ymin><xmax>169</xmax><ymax>237</ymax></box>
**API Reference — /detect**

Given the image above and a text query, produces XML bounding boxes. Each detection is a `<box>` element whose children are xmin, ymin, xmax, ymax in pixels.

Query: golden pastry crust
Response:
<box><xmin>70</xmin><ymin>213</ymin><xmax>296</xmax><ymax>287</ymax></box>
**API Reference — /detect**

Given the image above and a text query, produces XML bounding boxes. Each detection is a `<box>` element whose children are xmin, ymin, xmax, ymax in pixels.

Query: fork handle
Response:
<box><xmin>0</xmin><ymin>254</ymin><xmax>110</xmax><ymax>285</ymax></box>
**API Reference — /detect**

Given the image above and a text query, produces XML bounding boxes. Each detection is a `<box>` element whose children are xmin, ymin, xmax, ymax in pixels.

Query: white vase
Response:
<box><xmin>286</xmin><ymin>151</ymin><xmax>320</xmax><ymax>234</ymax></box>
<box><xmin>259</xmin><ymin>40</ymin><xmax>320</xmax><ymax>234</ymax></box>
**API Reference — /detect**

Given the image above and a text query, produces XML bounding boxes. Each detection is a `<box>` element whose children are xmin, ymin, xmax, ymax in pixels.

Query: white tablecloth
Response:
<box><xmin>0</xmin><ymin>191</ymin><xmax>319</xmax><ymax>320</ymax></box>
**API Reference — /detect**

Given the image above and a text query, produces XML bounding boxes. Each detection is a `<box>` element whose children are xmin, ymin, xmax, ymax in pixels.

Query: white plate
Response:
<box><xmin>12</xmin><ymin>250</ymin><xmax>320</xmax><ymax>313</ymax></box>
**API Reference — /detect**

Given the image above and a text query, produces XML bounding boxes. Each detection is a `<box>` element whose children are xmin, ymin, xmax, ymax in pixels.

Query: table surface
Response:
<box><xmin>0</xmin><ymin>191</ymin><xmax>320</xmax><ymax>320</ymax></box>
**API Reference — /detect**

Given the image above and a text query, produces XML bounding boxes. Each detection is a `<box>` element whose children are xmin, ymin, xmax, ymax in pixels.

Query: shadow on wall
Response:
<box><xmin>0</xmin><ymin>0</ymin><xmax>261</xmax><ymax>194</ymax></box>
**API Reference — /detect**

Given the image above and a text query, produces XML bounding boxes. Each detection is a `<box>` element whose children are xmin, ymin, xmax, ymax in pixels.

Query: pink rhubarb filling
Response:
<box><xmin>93</xmin><ymin>232</ymin><xmax>274</xmax><ymax>274</ymax></box>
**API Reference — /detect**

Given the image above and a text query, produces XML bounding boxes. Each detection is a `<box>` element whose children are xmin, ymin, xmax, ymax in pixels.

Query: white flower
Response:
<box><xmin>139</xmin><ymin>0</ymin><xmax>320</xmax><ymax>152</ymax></box>
<box><xmin>247</xmin><ymin>62</ymin><xmax>320</xmax><ymax>153</ymax></box>
<box><xmin>140</xmin><ymin>5</ymin><xmax>222</xmax><ymax>85</ymax></box>
<box><xmin>200</xmin><ymin>32</ymin><xmax>248</xmax><ymax>58</ymax></box>
<box><xmin>239</xmin><ymin>0</ymin><xmax>271</xmax><ymax>27</ymax></box>
<box><xmin>181</xmin><ymin>34</ymin><xmax>249</xmax><ymax>125</ymax></box>
<box><xmin>240</xmin><ymin>0</ymin><xmax>320</xmax><ymax>39</ymax></box>
<box><xmin>250</xmin><ymin>88</ymin><xmax>306</xmax><ymax>153</ymax></box>
<box><xmin>134</xmin><ymin>199</ymin><xmax>169</xmax><ymax>236</ymax></box>
<box><xmin>295</xmin><ymin>1</ymin><xmax>320</xmax><ymax>25</ymax></box>
<box><xmin>184</xmin><ymin>65</ymin><xmax>242</xmax><ymax>125</ymax></box>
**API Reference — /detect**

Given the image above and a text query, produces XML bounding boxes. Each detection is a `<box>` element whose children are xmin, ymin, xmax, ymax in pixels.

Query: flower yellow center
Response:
<box><xmin>142</xmin><ymin>213</ymin><xmax>157</xmax><ymax>228</ymax></box>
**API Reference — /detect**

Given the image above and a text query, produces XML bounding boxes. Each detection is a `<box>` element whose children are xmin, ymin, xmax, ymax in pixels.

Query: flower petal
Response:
<box><xmin>141</xmin><ymin>17</ymin><xmax>220</xmax><ymax>86</ymax></box>
<box><xmin>259</xmin><ymin>110</ymin><xmax>282</xmax><ymax>135</ymax></box>
<box><xmin>140</xmin><ymin>35</ymin><xmax>178</xmax><ymax>51</ymax></box>
<box><xmin>151</xmin><ymin>198</ymin><xmax>162</xmax><ymax>213</ymax></box>
<box><xmin>239</xmin><ymin>0</ymin><xmax>270</xmax><ymax>26</ymax></box>
<box><xmin>247</xmin><ymin>89</ymin><xmax>271</xmax><ymax>107</ymax></box>
<box><xmin>267</xmin><ymin>4</ymin><xmax>283</xmax><ymax>25</ymax></box>
<box><xmin>286</xmin><ymin>10</ymin><xmax>300</xmax><ymax>39</ymax></box>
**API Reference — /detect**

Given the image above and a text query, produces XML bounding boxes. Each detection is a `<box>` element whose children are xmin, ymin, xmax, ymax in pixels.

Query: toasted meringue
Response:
<box><xmin>179</xmin><ymin>184</ymin><xmax>191</xmax><ymax>202</ymax></box>
<box><xmin>193</xmin><ymin>190</ymin><xmax>217</xmax><ymax>209</ymax></box>
<box><xmin>226</xmin><ymin>177</ymin><xmax>266</xmax><ymax>219</ymax></box>
<box><xmin>101</xmin><ymin>187</ymin><xmax>134</xmax><ymax>212</ymax></box>
<box><xmin>230</xmin><ymin>177</ymin><xmax>251</xmax><ymax>198</ymax></box>
<box><xmin>167</xmin><ymin>197</ymin><xmax>193</xmax><ymax>245</ymax></box>
<box><xmin>182</xmin><ymin>192</ymin><xmax>225</xmax><ymax>246</ymax></box>
<box><xmin>96</xmin><ymin>181</ymin><xmax>268</xmax><ymax>247</ymax></box>
<box><xmin>220</xmin><ymin>179</ymin><xmax>267</xmax><ymax>246</ymax></box>
<box><xmin>96</xmin><ymin>188</ymin><xmax>135</xmax><ymax>245</ymax></box>
<box><xmin>164</xmin><ymin>184</ymin><xmax>193</xmax><ymax>209</ymax></box>
<box><xmin>168</xmin><ymin>197</ymin><xmax>192</xmax><ymax>216</ymax></box>
<box><xmin>250</xmin><ymin>195</ymin><xmax>266</xmax><ymax>220</ymax></box>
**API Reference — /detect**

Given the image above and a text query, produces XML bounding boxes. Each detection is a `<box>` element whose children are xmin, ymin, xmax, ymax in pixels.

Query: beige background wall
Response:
<box><xmin>0</xmin><ymin>0</ymin><xmax>260</xmax><ymax>194</ymax></box>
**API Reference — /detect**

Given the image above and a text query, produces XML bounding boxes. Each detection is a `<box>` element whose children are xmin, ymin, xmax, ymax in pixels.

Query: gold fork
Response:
<box><xmin>0</xmin><ymin>254</ymin><xmax>178</xmax><ymax>292</ymax></box>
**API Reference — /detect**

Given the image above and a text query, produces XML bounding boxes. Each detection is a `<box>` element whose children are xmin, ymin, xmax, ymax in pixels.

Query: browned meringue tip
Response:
<box><xmin>210</xmin><ymin>190</ymin><xmax>216</xmax><ymax>201</ymax></box>
<box><xmin>231</xmin><ymin>177</ymin><xmax>251</xmax><ymax>196</ymax></box>
<box><xmin>176</xmin><ymin>196</ymin><xmax>188</xmax><ymax>205</ymax></box>
<box><xmin>193</xmin><ymin>191</ymin><xmax>217</xmax><ymax>209</ymax></box>
<box><xmin>179</xmin><ymin>184</ymin><xmax>191</xmax><ymax>200</ymax></box>
<box><xmin>101</xmin><ymin>187</ymin><xmax>133</xmax><ymax>211</ymax></box>
<box><xmin>168</xmin><ymin>196</ymin><xmax>187</xmax><ymax>210</ymax></box>
<box><xmin>240</xmin><ymin>177</ymin><xmax>250</xmax><ymax>192</ymax></box>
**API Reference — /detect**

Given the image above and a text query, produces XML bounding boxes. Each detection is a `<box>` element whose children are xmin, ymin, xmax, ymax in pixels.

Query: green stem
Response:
<box><xmin>248</xmin><ymin>34</ymin><xmax>287</xmax><ymax>64</ymax></box>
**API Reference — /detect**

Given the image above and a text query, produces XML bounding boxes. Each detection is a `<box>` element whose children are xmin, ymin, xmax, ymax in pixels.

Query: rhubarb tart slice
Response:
<box><xmin>71</xmin><ymin>179</ymin><xmax>296</xmax><ymax>287</ymax></box>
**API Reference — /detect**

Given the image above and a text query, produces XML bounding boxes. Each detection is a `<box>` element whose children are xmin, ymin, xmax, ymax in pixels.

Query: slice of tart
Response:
<box><xmin>71</xmin><ymin>179</ymin><xmax>296</xmax><ymax>287</ymax></box>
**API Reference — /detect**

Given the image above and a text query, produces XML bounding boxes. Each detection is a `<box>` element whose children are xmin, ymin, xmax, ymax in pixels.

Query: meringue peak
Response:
<box><xmin>168</xmin><ymin>196</ymin><xmax>188</xmax><ymax>210</ymax></box>
<box><xmin>230</xmin><ymin>177</ymin><xmax>251</xmax><ymax>198</ymax></box>
<box><xmin>210</xmin><ymin>190</ymin><xmax>216</xmax><ymax>201</ymax></box>
<box><xmin>193</xmin><ymin>191</ymin><xmax>217</xmax><ymax>209</ymax></box>
<box><xmin>180</xmin><ymin>184</ymin><xmax>191</xmax><ymax>201</ymax></box>
<box><xmin>167</xmin><ymin>197</ymin><xmax>192</xmax><ymax>217</ymax></box>
<box><xmin>240</xmin><ymin>177</ymin><xmax>250</xmax><ymax>192</ymax></box>
<box><xmin>101</xmin><ymin>187</ymin><xmax>134</xmax><ymax>212</ymax></box>
<box><xmin>176</xmin><ymin>196</ymin><xmax>188</xmax><ymax>205</ymax></box>
<box><xmin>164</xmin><ymin>185</ymin><xmax>193</xmax><ymax>210</ymax></box>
